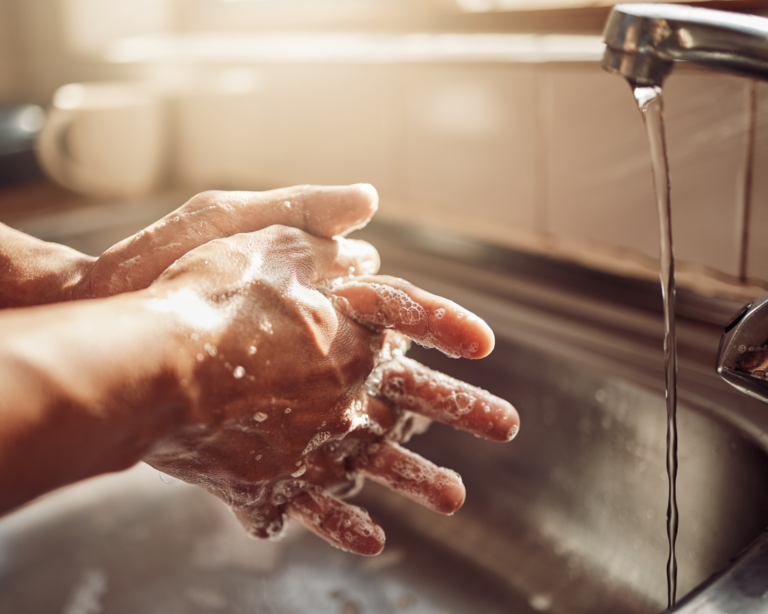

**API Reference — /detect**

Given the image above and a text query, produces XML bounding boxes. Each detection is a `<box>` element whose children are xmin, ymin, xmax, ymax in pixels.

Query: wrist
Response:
<box><xmin>0</xmin><ymin>234</ymin><xmax>96</xmax><ymax>307</ymax></box>
<box><xmin>59</xmin><ymin>251</ymin><xmax>97</xmax><ymax>302</ymax></box>
<box><xmin>117</xmin><ymin>290</ymin><xmax>201</xmax><ymax>448</ymax></box>
<box><xmin>133</xmin><ymin>286</ymin><xmax>214</xmax><ymax>436</ymax></box>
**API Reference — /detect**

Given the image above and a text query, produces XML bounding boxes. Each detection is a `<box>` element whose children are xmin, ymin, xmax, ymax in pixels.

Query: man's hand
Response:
<box><xmin>0</xmin><ymin>185</ymin><xmax>378</xmax><ymax>307</ymax></box>
<box><xmin>143</xmin><ymin>225</ymin><xmax>518</xmax><ymax>556</ymax></box>
<box><xmin>85</xmin><ymin>184</ymin><xmax>379</xmax><ymax>298</ymax></box>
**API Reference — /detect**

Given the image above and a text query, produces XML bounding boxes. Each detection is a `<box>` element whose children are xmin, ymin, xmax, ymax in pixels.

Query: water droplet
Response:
<box><xmin>256</xmin><ymin>454</ymin><xmax>262</xmax><ymax>460</ymax></box>
<box><xmin>196</xmin><ymin>353</ymin><xmax>204</xmax><ymax>362</ymax></box>
<box><xmin>204</xmin><ymin>343</ymin><xmax>217</xmax><ymax>357</ymax></box>
<box><xmin>253</xmin><ymin>412</ymin><xmax>268</xmax><ymax>422</ymax></box>
<box><xmin>233</xmin><ymin>366</ymin><xmax>245</xmax><ymax>379</ymax></box>
<box><xmin>285</xmin><ymin>408</ymin><xmax>292</xmax><ymax>414</ymax></box>
<box><xmin>248</xmin><ymin>345</ymin><xmax>257</xmax><ymax>355</ymax></box>
<box><xmin>191</xmin><ymin>332</ymin><xmax>199</xmax><ymax>341</ymax></box>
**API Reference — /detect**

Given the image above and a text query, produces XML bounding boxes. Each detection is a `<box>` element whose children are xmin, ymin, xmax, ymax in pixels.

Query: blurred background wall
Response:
<box><xmin>1</xmin><ymin>0</ymin><xmax>767</xmax><ymax>298</ymax></box>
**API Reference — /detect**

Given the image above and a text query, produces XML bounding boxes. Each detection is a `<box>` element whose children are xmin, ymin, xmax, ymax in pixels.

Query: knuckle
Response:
<box><xmin>267</xmin><ymin>226</ymin><xmax>314</xmax><ymax>263</ymax></box>
<box><xmin>188</xmin><ymin>190</ymin><xmax>225</xmax><ymax>209</ymax></box>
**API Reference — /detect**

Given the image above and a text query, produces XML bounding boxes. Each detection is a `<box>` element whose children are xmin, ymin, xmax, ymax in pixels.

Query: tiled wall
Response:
<box><xmin>543</xmin><ymin>65</ymin><xmax>752</xmax><ymax>280</ymax></box>
<box><xmin>164</xmin><ymin>61</ymin><xmax>768</xmax><ymax>296</ymax></box>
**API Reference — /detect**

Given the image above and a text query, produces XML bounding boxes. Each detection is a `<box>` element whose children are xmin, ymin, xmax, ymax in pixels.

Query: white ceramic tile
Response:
<box><xmin>399</xmin><ymin>64</ymin><xmax>537</xmax><ymax>228</ymax></box>
<box><xmin>546</xmin><ymin>65</ymin><xmax>748</xmax><ymax>277</ymax></box>
<box><xmin>663</xmin><ymin>72</ymin><xmax>749</xmax><ymax>277</ymax></box>
<box><xmin>175</xmin><ymin>65</ymin><xmax>391</xmax><ymax>191</ymax></box>
<box><xmin>745</xmin><ymin>82</ymin><xmax>768</xmax><ymax>283</ymax></box>
<box><xmin>545</xmin><ymin>64</ymin><xmax>659</xmax><ymax>260</ymax></box>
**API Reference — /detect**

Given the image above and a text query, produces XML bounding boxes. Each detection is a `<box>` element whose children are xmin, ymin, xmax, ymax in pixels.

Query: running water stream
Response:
<box><xmin>632</xmin><ymin>84</ymin><xmax>679</xmax><ymax>609</ymax></box>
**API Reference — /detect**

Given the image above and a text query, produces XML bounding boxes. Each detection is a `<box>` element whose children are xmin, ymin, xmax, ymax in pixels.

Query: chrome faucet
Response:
<box><xmin>602</xmin><ymin>3</ymin><xmax>768</xmax><ymax>404</ymax></box>
<box><xmin>601</xmin><ymin>4</ymin><xmax>768</xmax><ymax>404</ymax></box>
<box><xmin>716</xmin><ymin>295</ymin><xmax>768</xmax><ymax>405</ymax></box>
<box><xmin>602</xmin><ymin>3</ymin><xmax>768</xmax><ymax>87</ymax></box>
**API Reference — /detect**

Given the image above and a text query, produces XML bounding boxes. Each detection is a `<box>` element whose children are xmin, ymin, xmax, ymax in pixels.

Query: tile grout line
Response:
<box><xmin>738</xmin><ymin>79</ymin><xmax>757</xmax><ymax>282</ymax></box>
<box><xmin>533</xmin><ymin>66</ymin><xmax>550</xmax><ymax>234</ymax></box>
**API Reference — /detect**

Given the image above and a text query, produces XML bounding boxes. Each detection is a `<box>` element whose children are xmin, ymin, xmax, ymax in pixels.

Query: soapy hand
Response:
<box><xmin>143</xmin><ymin>225</ymin><xmax>519</xmax><ymax>556</ymax></box>
<box><xmin>82</xmin><ymin>184</ymin><xmax>379</xmax><ymax>299</ymax></box>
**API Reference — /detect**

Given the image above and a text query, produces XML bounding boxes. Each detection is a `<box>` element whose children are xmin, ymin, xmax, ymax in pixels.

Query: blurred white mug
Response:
<box><xmin>37</xmin><ymin>82</ymin><xmax>166</xmax><ymax>198</ymax></box>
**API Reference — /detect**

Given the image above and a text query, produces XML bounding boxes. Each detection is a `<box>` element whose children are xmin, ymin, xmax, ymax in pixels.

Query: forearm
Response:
<box><xmin>0</xmin><ymin>223</ymin><xmax>95</xmax><ymax>308</ymax></box>
<box><xmin>0</xmin><ymin>293</ymin><xmax>191</xmax><ymax>513</ymax></box>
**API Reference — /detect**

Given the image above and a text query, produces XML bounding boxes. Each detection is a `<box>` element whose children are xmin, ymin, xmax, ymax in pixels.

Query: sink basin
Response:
<box><xmin>3</xmin><ymin>210</ymin><xmax>768</xmax><ymax>613</ymax></box>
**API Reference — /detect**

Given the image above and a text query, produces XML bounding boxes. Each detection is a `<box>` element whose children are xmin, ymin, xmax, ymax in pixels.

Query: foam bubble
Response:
<box><xmin>303</xmin><ymin>431</ymin><xmax>331</xmax><ymax>455</ymax></box>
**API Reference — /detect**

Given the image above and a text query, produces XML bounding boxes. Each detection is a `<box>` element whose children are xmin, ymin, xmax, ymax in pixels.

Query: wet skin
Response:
<box><xmin>0</xmin><ymin>185</ymin><xmax>519</xmax><ymax>556</ymax></box>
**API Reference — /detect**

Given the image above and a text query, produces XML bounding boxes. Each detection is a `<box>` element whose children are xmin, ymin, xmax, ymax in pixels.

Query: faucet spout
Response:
<box><xmin>602</xmin><ymin>3</ymin><xmax>768</xmax><ymax>86</ymax></box>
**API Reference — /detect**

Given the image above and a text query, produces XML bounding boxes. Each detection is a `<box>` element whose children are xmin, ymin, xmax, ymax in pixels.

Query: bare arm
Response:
<box><xmin>0</xmin><ymin>293</ymin><xmax>187</xmax><ymax>512</ymax></box>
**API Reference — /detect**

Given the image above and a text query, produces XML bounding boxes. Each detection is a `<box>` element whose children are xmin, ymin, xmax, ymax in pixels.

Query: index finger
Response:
<box><xmin>371</xmin><ymin>356</ymin><xmax>519</xmax><ymax>442</ymax></box>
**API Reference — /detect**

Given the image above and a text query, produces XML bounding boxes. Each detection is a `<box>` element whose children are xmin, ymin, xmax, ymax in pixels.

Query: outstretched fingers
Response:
<box><xmin>324</xmin><ymin>275</ymin><xmax>494</xmax><ymax>359</ymax></box>
<box><xmin>285</xmin><ymin>490</ymin><xmax>385</xmax><ymax>556</ymax></box>
<box><xmin>353</xmin><ymin>441</ymin><xmax>465</xmax><ymax>515</ymax></box>
<box><xmin>373</xmin><ymin>357</ymin><xmax>519</xmax><ymax>442</ymax></box>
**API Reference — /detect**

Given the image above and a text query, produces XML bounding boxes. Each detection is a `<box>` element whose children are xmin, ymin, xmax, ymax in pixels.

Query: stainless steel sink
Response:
<box><xmin>3</xmin><ymin>208</ymin><xmax>768</xmax><ymax>613</ymax></box>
